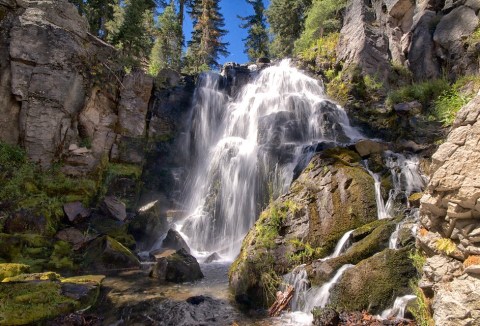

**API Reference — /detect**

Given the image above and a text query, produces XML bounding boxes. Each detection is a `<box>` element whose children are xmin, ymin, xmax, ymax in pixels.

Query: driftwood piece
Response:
<box><xmin>268</xmin><ymin>285</ymin><xmax>295</xmax><ymax>317</ymax></box>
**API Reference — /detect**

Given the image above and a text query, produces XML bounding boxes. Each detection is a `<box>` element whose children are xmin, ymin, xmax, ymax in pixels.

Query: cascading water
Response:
<box><xmin>321</xmin><ymin>230</ymin><xmax>354</xmax><ymax>260</ymax></box>
<box><xmin>380</xmin><ymin>295</ymin><xmax>417</xmax><ymax>319</ymax></box>
<box><xmin>180</xmin><ymin>60</ymin><xmax>363</xmax><ymax>259</ymax></box>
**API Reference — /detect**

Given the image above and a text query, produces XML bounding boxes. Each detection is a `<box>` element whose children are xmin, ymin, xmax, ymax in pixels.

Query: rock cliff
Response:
<box><xmin>418</xmin><ymin>92</ymin><xmax>480</xmax><ymax>325</ymax></box>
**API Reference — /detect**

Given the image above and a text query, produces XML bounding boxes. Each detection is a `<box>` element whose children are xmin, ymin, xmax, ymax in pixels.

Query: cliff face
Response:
<box><xmin>338</xmin><ymin>0</ymin><xmax>480</xmax><ymax>82</ymax></box>
<box><xmin>418</xmin><ymin>93</ymin><xmax>480</xmax><ymax>325</ymax></box>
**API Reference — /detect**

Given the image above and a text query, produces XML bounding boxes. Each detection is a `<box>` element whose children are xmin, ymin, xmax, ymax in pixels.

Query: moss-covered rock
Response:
<box><xmin>88</xmin><ymin>214</ymin><xmax>136</xmax><ymax>249</ymax></box>
<box><xmin>0</xmin><ymin>273</ymin><xmax>104</xmax><ymax>325</ymax></box>
<box><xmin>0</xmin><ymin>233</ymin><xmax>53</xmax><ymax>272</ymax></box>
<box><xmin>83</xmin><ymin>236</ymin><xmax>140</xmax><ymax>272</ymax></box>
<box><xmin>229</xmin><ymin>148</ymin><xmax>377</xmax><ymax>307</ymax></box>
<box><xmin>0</xmin><ymin>264</ymin><xmax>30</xmax><ymax>282</ymax></box>
<box><xmin>308</xmin><ymin>220</ymin><xmax>396</xmax><ymax>284</ymax></box>
<box><xmin>329</xmin><ymin>248</ymin><xmax>417</xmax><ymax>314</ymax></box>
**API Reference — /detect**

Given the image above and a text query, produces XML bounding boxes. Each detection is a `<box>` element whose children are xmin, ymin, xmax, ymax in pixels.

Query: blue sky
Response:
<box><xmin>182</xmin><ymin>0</ymin><xmax>269</xmax><ymax>65</ymax></box>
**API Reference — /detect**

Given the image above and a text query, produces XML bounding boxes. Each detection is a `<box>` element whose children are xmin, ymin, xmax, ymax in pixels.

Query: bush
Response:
<box><xmin>386</xmin><ymin>79</ymin><xmax>450</xmax><ymax>109</ymax></box>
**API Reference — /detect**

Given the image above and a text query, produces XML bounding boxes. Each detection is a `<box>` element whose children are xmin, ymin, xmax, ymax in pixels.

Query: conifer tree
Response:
<box><xmin>239</xmin><ymin>0</ymin><xmax>269</xmax><ymax>62</ymax></box>
<box><xmin>106</xmin><ymin>0</ymin><xmax>157</xmax><ymax>69</ymax></box>
<box><xmin>185</xmin><ymin>0</ymin><xmax>229</xmax><ymax>72</ymax></box>
<box><xmin>266</xmin><ymin>0</ymin><xmax>312</xmax><ymax>58</ymax></box>
<box><xmin>149</xmin><ymin>3</ymin><xmax>183</xmax><ymax>75</ymax></box>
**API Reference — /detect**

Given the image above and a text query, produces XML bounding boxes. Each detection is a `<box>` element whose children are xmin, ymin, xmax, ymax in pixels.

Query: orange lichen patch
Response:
<box><xmin>419</xmin><ymin>227</ymin><xmax>429</xmax><ymax>237</ymax></box>
<box><xmin>464</xmin><ymin>255</ymin><xmax>480</xmax><ymax>268</ymax></box>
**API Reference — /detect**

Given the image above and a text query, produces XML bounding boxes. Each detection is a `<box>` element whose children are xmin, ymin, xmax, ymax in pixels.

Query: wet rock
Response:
<box><xmin>83</xmin><ymin>236</ymin><xmax>140</xmax><ymax>272</ymax></box>
<box><xmin>119</xmin><ymin>295</ymin><xmax>239</xmax><ymax>325</ymax></box>
<box><xmin>87</xmin><ymin>213</ymin><xmax>135</xmax><ymax>250</ymax></box>
<box><xmin>61</xmin><ymin>282</ymin><xmax>99</xmax><ymax>306</ymax></box>
<box><xmin>3</xmin><ymin>209</ymin><xmax>48</xmax><ymax>235</ymax></box>
<box><xmin>204</xmin><ymin>252</ymin><xmax>221</xmax><ymax>264</ymax></box>
<box><xmin>128</xmin><ymin>200</ymin><xmax>168</xmax><ymax>251</ymax></box>
<box><xmin>150</xmin><ymin>248</ymin><xmax>203</xmax><ymax>283</ymax></box>
<box><xmin>329</xmin><ymin>248</ymin><xmax>417</xmax><ymax>314</ymax></box>
<box><xmin>312</xmin><ymin>307</ymin><xmax>340</xmax><ymax>326</ymax></box>
<box><xmin>63</xmin><ymin>202</ymin><xmax>91</xmax><ymax>223</ymax></box>
<box><xmin>161</xmin><ymin>229</ymin><xmax>191</xmax><ymax>253</ymax></box>
<box><xmin>354</xmin><ymin>139</ymin><xmax>388</xmax><ymax>158</ymax></box>
<box><xmin>55</xmin><ymin>227</ymin><xmax>87</xmax><ymax>250</ymax></box>
<box><xmin>100</xmin><ymin>196</ymin><xmax>127</xmax><ymax>222</ymax></box>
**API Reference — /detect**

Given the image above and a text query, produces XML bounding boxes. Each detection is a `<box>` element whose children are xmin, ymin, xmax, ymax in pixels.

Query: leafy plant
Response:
<box><xmin>386</xmin><ymin>79</ymin><xmax>450</xmax><ymax>109</ymax></box>
<box><xmin>409</xmin><ymin>279</ymin><xmax>435</xmax><ymax>326</ymax></box>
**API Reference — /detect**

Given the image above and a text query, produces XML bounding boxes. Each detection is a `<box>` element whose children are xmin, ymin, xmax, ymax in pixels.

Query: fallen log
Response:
<box><xmin>268</xmin><ymin>285</ymin><xmax>295</xmax><ymax>317</ymax></box>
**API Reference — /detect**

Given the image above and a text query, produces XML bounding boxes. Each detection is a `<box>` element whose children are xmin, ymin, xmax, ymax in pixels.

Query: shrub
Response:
<box><xmin>386</xmin><ymin>79</ymin><xmax>450</xmax><ymax>109</ymax></box>
<box><xmin>435</xmin><ymin>238</ymin><xmax>456</xmax><ymax>255</ymax></box>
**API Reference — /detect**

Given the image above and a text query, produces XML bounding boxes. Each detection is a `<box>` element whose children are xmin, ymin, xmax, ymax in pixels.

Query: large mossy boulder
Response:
<box><xmin>83</xmin><ymin>236</ymin><xmax>140</xmax><ymax>273</ymax></box>
<box><xmin>0</xmin><ymin>263</ymin><xmax>30</xmax><ymax>281</ymax></box>
<box><xmin>328</xmin><ymin>248</ymin><xmax>416</xmax><ymax>314</ymax></box>
<box><xmin>229</xmin><ymin>148</ymin><xmax>377</xmax><ymax>307</ymax></box>
<box><xmin>0</xmin><ymin>273</ymin><xmax>104</xmax><ymax>325</ymax></box>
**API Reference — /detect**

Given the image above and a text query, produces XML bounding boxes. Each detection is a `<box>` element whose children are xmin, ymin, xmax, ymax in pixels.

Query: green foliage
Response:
<box><xmin>106</xmin><ymin>0</ymin><xmax>157</xmax><ymax>70</ymax></box>
<box><xmin>386</xmin><ymin>79</ymin><xmax>450</xmax><ymax>108</ymax></box>
<box><xmin>408</xmin><ymin>249</ymin><xmax>427</xmax><ymax>273</ymax></box>
<box><xmin>0</xmin><ymin>142</ymin><xmax>98</xmax><ymax>235</ymax></box>
<box><xmin>297</xmin><ymin>32</ymin><xmax>339</xmax><ymax>68</ymax></box>
<box><xmin>409</xmin><ymin>279</ymin><xmax>435</xmax><ymax>326</ymax></box>
<box><xmin>289</xmin><ymin>239</ymin><xmax>325</xmax><ymax>264</ymax></box>
<box><xmin>149</xmin><ymin>4</ymin><xmax>183</xmax><ymax>75</ymax></box>
<box><xmin>435</xmin><ymin>238</ymin><xmax>456</xmax><ymax>255</ymax></box>
<box><xmin>294</xmin><ymin>0</ymin><xmax>346</xmax><ymax>54</ymax></box>
<box><xmin>0</xmin><ymin>264</ymin><xmax>30</xmax><ymax>282</ymax></box>
<box><xmin>431</xmin><ymin>75</ymin><xmax>480</xmax><ymax>126</ymax></box>
<box><xmin>239</xmin><ymin>0</ymin><xmax>269</xmax><ymax>62</ymax></box>
<box><xmin>266</xmin><ymin>0</ymin><xmax>312</xmax><ymax>58</ymax></box>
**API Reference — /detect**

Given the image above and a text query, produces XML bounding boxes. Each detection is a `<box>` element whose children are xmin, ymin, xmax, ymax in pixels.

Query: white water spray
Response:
<box><xmin>380</xmin><ymin>295</ymin><xmax>417</xmax><ymax>319</ymax></box>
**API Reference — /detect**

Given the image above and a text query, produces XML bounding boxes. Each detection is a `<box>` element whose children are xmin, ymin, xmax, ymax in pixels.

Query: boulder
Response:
<box><xmin>204</xmin><ymin>252</ymin><xmax>221</xmax><ymax>264</ymax></box>
<box><xmin>312</xmin><ymin>307</ymin><xmax>340</xmax><ymax>326</ymax></box>
<box><xmin>100</xmin><ymin>196</ymin><xmax>127</xmax><ymax>222</ymax></box>
<box><xmin>354</xmin><ymin>139</ymin><xmax>388</xmax><ymax>158</ymax></box>
<box><xmin>328</xmin><ymin>248</ymin><xmax>416</xmax><ymax>314</ymax></box>
<box><xmin>149</xmin><ymin>248</ymin><xmax>203</xmax><ymax>283</ymax></box>
<box><xmin>230</xmin><ymin>148</ymin><xmax>377</xmax><ymax>306</ymax></box>
<box><xmin>83</xmin><ymin>236</ymin><xmax>140</xmax><ymax>272</ymax></box>
<box><xmin>3</xmin><ymin>209</ymin><xmax>48</xmax><ymax>235</ymax></box>
<box><xmin>161</xmin><ymin>229</ymin><xmax>191</xmax><ymax>253</ymax></box>
<box><xmin>55</xmin><ymin>227</ymin><xmax>87</xmax><ymax>250</ymax></box>
<box><xmin>128</xmin><ymin>200</ymin><xmax>168</xmax><ymax>251</ymax></box>
<box><xmin>63</xmin><ymin>202</ymin><xmax>91</xmax><ymax>223</ymax></box>
<box><xmin>393</xmin><ymin>101</ymin><xmax>422</xmax><ymax>116</ymax></box>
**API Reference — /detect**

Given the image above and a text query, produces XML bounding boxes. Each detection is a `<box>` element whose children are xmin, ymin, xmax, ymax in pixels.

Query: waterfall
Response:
<box><xmin>303</xmin><ymin>264</ymin><xmax>354</xmax><ymax>313</ymax></box>
<box><xmin>363</xmin><ymin>161</ymin><xmax>389</xmax><ymax>219</ymax></box>
<box><xmin>380</xmin><ymin>295</ymin><xmax>417</xmax><ymax>319</ymax></box>
<box><xmin>180</xmin><ymin>60</ymin><xmax>363</xmax><ymax>259</ymax></box>
<box><xmin>283</xmin><ymin>265</ymin><xmax>310</xmax><ymax>311</ymax></box>
<box><xmin>321</xmin><ymin>230</ymin><xmax>354</xmax><ymax>260</ymax></box>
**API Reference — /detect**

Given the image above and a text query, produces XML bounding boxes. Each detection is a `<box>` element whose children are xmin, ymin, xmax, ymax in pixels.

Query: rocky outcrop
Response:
<box><xmin>337</xmin><ymin>0</ymin><xmax>480</xmax><ymax>82</ymax></box>
<box><xmin>418</xmin><ymin>92</ymin><xmax>480</xmax><ymax>325</ymax></box>
<box><xmin>229</xmin><ymin>148</ymin><xmax>377</xmax><ymax>306</ymax></box>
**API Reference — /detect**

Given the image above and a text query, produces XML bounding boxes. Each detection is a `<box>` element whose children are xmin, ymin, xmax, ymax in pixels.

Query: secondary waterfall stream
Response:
<box><xmin>180</xmin><ymin>60</ymin><xmax>362</xmax><ymax>259</ymax></box>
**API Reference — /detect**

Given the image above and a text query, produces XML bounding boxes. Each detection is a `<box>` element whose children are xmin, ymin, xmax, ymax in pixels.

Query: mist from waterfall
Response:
<box><xmin>180</xmin><ymin>60</ymin><xmax>363</xmax><ymax>259</ymax></box>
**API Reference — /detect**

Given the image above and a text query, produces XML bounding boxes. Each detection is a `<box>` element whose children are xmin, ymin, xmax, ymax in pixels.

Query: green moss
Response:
<box><xmin>0</xmin><ymin>234</ymin><xmax>53</xmax><ymax>272</ymax></box>
<box><xmin>61</xmin><ymin>275</ymin><xmax>105</xmax><ymax>285</ymax></box>
<box><xmin>2</xmin><ymin>272</ymin><xmax>60</xmax><ymax>283</ymax></box>
<box><xmin>0</xmin><ymin>142</ymin><xmax>98</xmax><ymax>236</ymax></box>
<box><xmin>106</xmin><ymin>163</ymin><xmax>142</xmax><ymax>179</ymax></box>
<box><xmin>409</xmin><ymin>279</ymin><xmax>434</xmax><ymax>326</ymax></box>
<box><xmin>0</xmin><ymin>264</ymin><xmax>30</xmax><ymax>282</ymax></box>
<box><xmin>289</xmin><ymin>240</ymin><xmax>327</xmax><ymax>265</ymax></box>
<box><xmin>0</xmin><ymin>281</ymin><xmax>77</xmax><ymax>325</ymax></box>
<box><xmin>329</xmin><ymin>248</ymin><xmax>417</xmax><ymax>313</ymax></box>
<box><xmin>48</xmin><ymin>241</ymin><xmax>76</xmax><ymax>271</ymax></box>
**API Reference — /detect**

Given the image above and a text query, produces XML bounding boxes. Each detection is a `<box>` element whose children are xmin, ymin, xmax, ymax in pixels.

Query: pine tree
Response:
<box><xmin>185</xmin><ymin>0</ymin><xmax>229</xmax><ymax>72</ymax></box>
<box><xmin>149</xmin><ymin>3</ymin><xmax>183</xmax><ymax>75</ymax></box>
<box><xmin>239</xmin><ymin>0</ymin><xmax>269</xmax><ymax>62</ymax></box>
<box><xmin>106</xmin><ymin>0</ymin><xmax>157</xmax><ymax>69</ymax></box>
<box><xmin>266</xmin><ymin>0</ymin><xmax>312</xmax><ymax>58</ymax></box>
